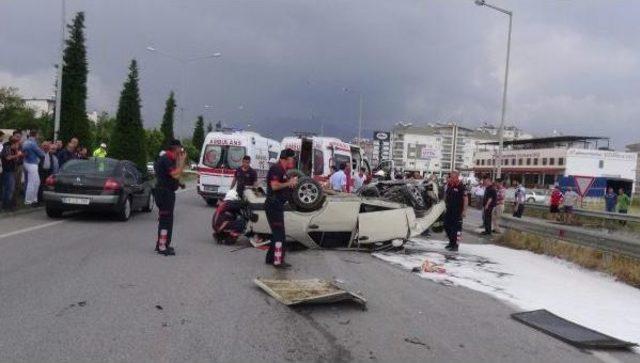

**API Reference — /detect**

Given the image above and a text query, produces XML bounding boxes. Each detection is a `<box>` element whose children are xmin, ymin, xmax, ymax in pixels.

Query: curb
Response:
<box><xmin>0</xmin><ymin>206</ymin><xmax>44</xmax><ymax>219</ymax></box>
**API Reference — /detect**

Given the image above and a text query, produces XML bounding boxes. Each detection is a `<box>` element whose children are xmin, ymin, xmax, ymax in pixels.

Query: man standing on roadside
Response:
<box><xmin>38</xmin><ymin>141</ymin><xmax>58</xmax><ymax>203</ymax></box>
<box><xmin>330</xmin><ymin>163</ymin><xmax>347</xmax><ymax>192</ymax></box>
<box><xmin>1</xmin><ymin>138</ymin><xmax>23</xmax><ymax>211</ymax></box>
<box><xmin>549</xmin><ymin>185</ymin><xmax>564</xmax><ymax>221</ymax></box>
<box><xmin>354</xmin><ymin>167</ymin><xmax>366</xmax><ymax>192</ymax></box>
<box><xmin>22</xmin><ymin>130</ymin><xmax>45</xmax><ymax>206</ymax></box>
<box><xmin>264</xmin><ymin>149</ymin><xmax>298</xmax><ymax>268</ymax></box>
<box><xmin>481</xmin><ymin>177</ymin><xmax>497</xmax><ymax>236</ymax></box>
<box><xmin>492</xmin><ymin>179</ymin><xmax>506</xmax><ymax>233</ymax></box>
<box><xmin>513</xmin><ymin>181</ymin><xmax>526</xmax><ymax>218</ymax></box>
<box><xmin>154</xmin><ymin>139</ymin><xmax>187</xmax><ymax>256</ymax></box>
<box><xmin>563</xmin><ymin>187</ymin><xmax>580</xmax><ymax>224</ymax></box>
<box><xmin>58</xmin><ymin>137</ymin><xmax>79</xmax><ymax>167</ymax></box>
<box><xmin>604</xmin><ymin>187</ymin><xmax>617</xmax><ymax>213</ymax></box>
<box><xmin>93</xmin><ymin>143</ymin><xmax>107</xmax><ymax>158</ymax></box>
<box><xmin>443</xmin><ymin>170</ymin><xmax>468</xmax><ymax>252</ymax></box>
<box><xmin>230</xmin><ymin>155</ymin><xmax>257</xmax><ymax>199</ymax></box>
<box><xmin>617</xmin><ymin>188</ymin><xmax>631</xmax><ymax>215</ymax></box>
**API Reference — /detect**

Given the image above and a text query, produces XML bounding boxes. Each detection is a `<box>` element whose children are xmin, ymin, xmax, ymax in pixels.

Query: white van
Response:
<box><xmin>281</xmin><ymin>136</ymin><xmax>371</xmax><ymax>189</ymax></box>
<box><xmin>197</xmin><ymin>131</ymin><xmax>281</xmax><ymax>205</ymax></box>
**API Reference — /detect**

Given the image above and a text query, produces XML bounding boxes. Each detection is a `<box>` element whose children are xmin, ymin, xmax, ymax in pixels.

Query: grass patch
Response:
<box><xmin>497</xmin><ymin>230</ymin><xmax>640</xmax><ymax>287</ymax></box>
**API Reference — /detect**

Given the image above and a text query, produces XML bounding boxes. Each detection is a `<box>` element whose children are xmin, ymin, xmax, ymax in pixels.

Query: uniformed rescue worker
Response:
<box><xmin>443</xmin><ymin>170</ymin><xmax>468</xmax><ymax>252</ymax></box>
<box><xmin>264</xmin><ymin>148</ymin><xmax>298</xmax><ymax>268</ymax></box>
<box><xmin>230</xmin><ymin>155</ymin><xmax>257</xmax><ymax>199</ymax></box>
<box><xmin>154</xmin><ymin>139</ymin><xmax>187</xmax><ymax>256</ymax></box>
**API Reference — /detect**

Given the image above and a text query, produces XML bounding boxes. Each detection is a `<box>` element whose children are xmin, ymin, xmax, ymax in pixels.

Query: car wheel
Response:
<box><xmin>206</xmin><ymin>198</ymin><xmax>218</xmax><ymax>206</ymax></box>
<box><xmin>45</xmin><ymin>205</ymin><xmax>63</xmax><ymax>218</ymax></box>
<box><xmin>142</xmin><ymin>193</ymin><xmax>154</xmax><ymax>212</ymax></box>
<box><xmin>116</xmin><ymin>196</ymin><xmax>132</xmax><ymax>221</ymax></box>
<box><xmin>290</xmin><ymin>177</ymin><xmax>325</xmax><ymax>212</ymax></box>
<box><xmin>527</xmin><ymin>197</ymin><xmax>535</xmax><ymax>203</ymax></box>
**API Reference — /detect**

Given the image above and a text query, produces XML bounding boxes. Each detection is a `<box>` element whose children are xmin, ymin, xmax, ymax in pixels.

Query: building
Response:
<box><xmin>23</xmin><ymin>98</ymin><xmax>55</xmax><ymax>117</ymax></box>
<box><xmin>473</xmin><ymin>136</ymin><xmax>637</xmax><ymax>193</ymax></box>
<box><xmin>389</xmin><ymin>122</ymin><xmax>498</xmax><ymax>175</ymax></box>
<box><xmin>475</xmin><ymin>123</ymin><xmax>534</xmax><ymax>140</ymax></box>
<box><xmin>350</xmin><ymin>137</ymin><xmax>374</xmax><ymax>165</ymax></box>
<box><xmin>626</xmin><ymin>142</ymin><xmax>640</xmax><ymax>195</ymax></box>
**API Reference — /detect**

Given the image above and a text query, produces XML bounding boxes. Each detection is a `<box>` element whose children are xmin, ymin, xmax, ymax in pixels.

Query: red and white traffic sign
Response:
<box><xmin>573</xmin><ymin>175</ymin><xmax>595</xmax><ymax>197</ymax></box>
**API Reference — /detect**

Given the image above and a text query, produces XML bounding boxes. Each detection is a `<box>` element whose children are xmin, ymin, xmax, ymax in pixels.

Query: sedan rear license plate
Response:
<box><xmin>203</xmin><ymin>185</ymin><xmax>218</xmax><ymax>192</ymax></box>
<box><xmin>62</xmin><ymin>197</ymin><xmax>90</xmax><ymax>205</ymax></box>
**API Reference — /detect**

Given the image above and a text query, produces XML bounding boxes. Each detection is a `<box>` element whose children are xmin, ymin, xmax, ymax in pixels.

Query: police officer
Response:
<box><xmin>443</xmin><ymin>170</ymin><xmax>468</xmax><ymax>252</ymax></box>
<box><xmin>264</xmin><ymin>148</ymin><xmax>297</xmax><ymax>268</ymax></box>
<box><xmin>154</xmin><ymin>139</ymin><xmax>187</xmax><ymax>256</ymax></box>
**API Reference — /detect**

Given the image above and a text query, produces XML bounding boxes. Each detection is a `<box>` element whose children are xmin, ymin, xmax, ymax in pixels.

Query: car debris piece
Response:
<box><xmin>511</xmin><ymin>309</ymin><xmax>637</xmax><ymax>349</ymax></box>
<box><xmin>421</xmin><ymin>259</ymin><xmax>446</xmax><ymax>274</ymax></box>
<box><xmin>254</xmin><ymin>277</ymin><xmax>367</xmax><ymax>306</ymax></box>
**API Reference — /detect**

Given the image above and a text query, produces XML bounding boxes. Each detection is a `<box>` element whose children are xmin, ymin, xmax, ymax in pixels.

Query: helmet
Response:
<box><xmin>224</xmin><ymin>190</ymin><xmax>239</xmax><ymax>201</ymax></box>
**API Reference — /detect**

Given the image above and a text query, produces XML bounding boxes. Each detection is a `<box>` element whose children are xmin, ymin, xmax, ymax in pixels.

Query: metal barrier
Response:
<box><xmin>500</xmin><ymin>215</ymin><xmax>640</xmax><ymax>260</ymax></box>
<box><xmin>521</xmin><ymin>203</ymin><xmax>640</xmax><ymax>224</ymax></box>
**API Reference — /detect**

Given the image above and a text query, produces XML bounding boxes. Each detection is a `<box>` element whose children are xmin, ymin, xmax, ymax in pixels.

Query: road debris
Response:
<box><xmin>404</xmin><ymin>337</ymin><xmax>430</xmax><ymax>349</ymax></box>
<box><xmin>254</xmin><ymin>277</ymin><xmax>366</xmax><ymax>307</ymax></box>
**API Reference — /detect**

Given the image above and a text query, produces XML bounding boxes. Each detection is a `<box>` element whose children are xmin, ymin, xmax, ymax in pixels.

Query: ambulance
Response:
<box><xmin>280</xmin><ymin>136</ymin><xmax>371</xmax><ymax>187</ymax></box>
<box><xmin>197</xmin><ymin>131</ymin><xmax>281</xmax><ymax>205</ymax></box>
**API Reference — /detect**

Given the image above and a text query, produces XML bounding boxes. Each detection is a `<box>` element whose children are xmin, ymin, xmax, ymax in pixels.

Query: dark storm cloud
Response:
<box><xmin>1</xmin><ymin>0</ymin><xmax>639</xmax><ymax>148</ymax></box>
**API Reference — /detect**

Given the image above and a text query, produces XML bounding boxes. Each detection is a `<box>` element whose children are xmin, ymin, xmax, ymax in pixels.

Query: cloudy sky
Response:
<box><xmin>1</xmin><ymin>0</ymin><xmax>639</xmax><ymax>148</ymax></box>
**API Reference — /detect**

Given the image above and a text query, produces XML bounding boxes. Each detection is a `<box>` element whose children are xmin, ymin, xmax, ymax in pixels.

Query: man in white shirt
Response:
<box><xmin>330</xmin><ymin>163</ymin><xmax>347</xmax><ymax>192</ymax></box>
<box><xmin>563</xmin><ymin>187</ymin><xmax>580</xmax><ymax>224</ymax></box>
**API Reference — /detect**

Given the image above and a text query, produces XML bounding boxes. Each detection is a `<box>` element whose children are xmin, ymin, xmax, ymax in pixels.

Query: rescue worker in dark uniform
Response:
<box><xmin>230</xmin><ymin>155</ymin><xmax>257</xmax><ymax>199</ymax></box>
<box><xmin>264</xmin><ymin>149</ymin><xmax>298</xmax><ymax>268</ymax></box>
<box><xmin>443</xmin><ymin>170</ymin><xmax>468</xmax><ymax>252</ymax></box>
<box><xmin>154</xmin><ymin>139</ymin><xmax>187</xmax><ymax>256</ymax></box>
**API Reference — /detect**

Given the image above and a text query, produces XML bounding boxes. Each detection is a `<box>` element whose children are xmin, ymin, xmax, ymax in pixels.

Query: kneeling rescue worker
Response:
<box><xmin>265</xmin><ymin>148</ymin><xmax>297</xmax><ymax>268</ymax></box>
<box><xmin>212</xmin><ymin>190</ymin><xmax>248</xmax><ymax>245</ymax></box>
<box><xmin>154</xmin><ymin>139</ymin><xmax>187</xmax><ymax>256</ymax></box>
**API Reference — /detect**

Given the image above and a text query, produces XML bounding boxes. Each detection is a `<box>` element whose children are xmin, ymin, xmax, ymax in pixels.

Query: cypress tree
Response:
<box><xmin>59</xmin><ymin>12</ymin><xmax>91</xmax><ymax>146</ymax></box>
<box><xmin>110</xmin><ymin>60</ymin><xmax>147</xmax><ymax>170</ymax></box>
<box><xmin>192</xmin><ymin>115</ymin><xmax>205</xmax><ymax>152</ymax></box>
<box><xmin>160</xmin><ymin>91</ymin><xmax>176</xmax><ymax>147</ymax></box>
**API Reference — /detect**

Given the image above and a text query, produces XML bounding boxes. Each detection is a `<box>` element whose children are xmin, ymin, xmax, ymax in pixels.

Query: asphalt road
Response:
<box><xmin>0</xmin><ymin>188</ymin><xmax>638</xmax><ymax>363</ymax></box>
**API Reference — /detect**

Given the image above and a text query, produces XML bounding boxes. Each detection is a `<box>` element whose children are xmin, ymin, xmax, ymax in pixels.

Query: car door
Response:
<box><xmin>124</xmin><ymin>163</ymin><xmax>146</xmax><ymax>208</ymax></box>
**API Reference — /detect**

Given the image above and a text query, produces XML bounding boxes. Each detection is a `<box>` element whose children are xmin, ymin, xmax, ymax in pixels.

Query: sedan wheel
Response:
<box><xmin>142</xmin><ymin>193</ymin><xmax>154</xmax><ymax>212</ymax></box>
<box><xmin>117</xmin><ymin>197</ymin><xmax>132</xmax><ymax>221</ymax></box>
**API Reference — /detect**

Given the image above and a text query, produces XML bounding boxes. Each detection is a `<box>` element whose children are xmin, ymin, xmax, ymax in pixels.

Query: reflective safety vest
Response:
<box><xmin>93</xmin><ymin>147</ymin><xmax>107</xmax><ymax>158</ymax></box>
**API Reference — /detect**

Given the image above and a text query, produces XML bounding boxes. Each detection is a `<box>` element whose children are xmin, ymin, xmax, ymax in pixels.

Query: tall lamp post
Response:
<box><xmin>146</xmin><ymin>46</ymin><xmax>221</xmax><ymax>126</ymax></box>
<box><xmin>53</xmin><ymin>0</ymin><xmax>66</xmax><ymax>141</ymax></box>
<box><xmin>343</xmin><ymin>87</ymin><xmax>364</xmax><ymax>143</ymax></box>
<box><xmin>475</xmin><ymin>0</ymin><xmax>512</xmax><ymax>179</ymax></box>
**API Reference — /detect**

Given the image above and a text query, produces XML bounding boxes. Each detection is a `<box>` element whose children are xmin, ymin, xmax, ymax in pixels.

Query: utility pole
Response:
<box><xmin>53</xmin><ymin>0</ymin><xmax>66</xmax><ymax>141</ymax></box>
<box><xmin>358</xmin><ymin>94</ymin><xmax>363</xmax><ymax>142</ymax></box>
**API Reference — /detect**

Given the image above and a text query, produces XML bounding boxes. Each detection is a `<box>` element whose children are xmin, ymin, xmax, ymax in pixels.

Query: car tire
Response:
<box><xmin>206</xmin><ymin>198</ymin><xmax>218</xmax><ymax>206</ymax></box>
<box><xmin>45</xmin><ymin>205</ymin><xmax>63</xmax><ymax>218</ymax></box>
<box><xmin>289</xmin><ymin>176</ymin><xmax>325</xmax><ymax>212</ymax></box>
<box><xmin>116</xmin><ymin>196</ymin><xmax>132</xmax><ymax>221</ymax></box>
<box><xmin>142</xmin><ymin>193</ymin><xmax>154</xmax><ymax>212</ymax></box>
<box><xmin>359</xmin><ymin>184</ymin><xmax>380</xmax><ymax>198</ymax></box>
<box><xmin>527</xmin><ymin>197</ymin><xmax>535</xmax><ymax>203</ymax></box>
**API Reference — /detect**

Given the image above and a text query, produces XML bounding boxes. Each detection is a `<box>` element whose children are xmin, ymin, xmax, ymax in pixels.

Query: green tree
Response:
<box><xmin>206</xmin><ymin>122</ymin><xmax>213</xmax><ymax>133</ymax></box>
<box><xmin>0</xmin><ymin>87</ymin><xmax>52</xmax><ymax>137</ymax></box>
<box><xmin>110</xmin><ymin>60</ymin><xmax>147</xmax><ymax>170</ymax></box>
<box><xmin>181</xmin><ymin>138</ymin><xmax>199</xmax><ymax>163</ymax></box>
<box><xmin>192</xmin><ymin>115</ymin><xmax>205</xmax><ymax>152</ymax></box>
<box><xmin>145</xmin><ymin>128</ymin><xmax>164</xmax><ymax>161</ymax></box>
<box><xmin>90</xmin><ymin>111</ymin><xmax>116</xmax><ymax>148</ymax></box>
<box><xmin>59</xmin><ymin>12</ymin><xmax>91</xmax><ymax>146</ymax></box>
<box><xmin>160</xmin><ymin>91</ymin><xmax>176</xmax><ymax>147</ymax></box>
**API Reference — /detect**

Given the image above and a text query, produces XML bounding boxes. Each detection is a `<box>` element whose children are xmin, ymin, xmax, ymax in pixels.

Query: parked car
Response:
<box><xmin>43</xmin><ymin>158</ymin><xmax>154</xmax><ymax>221</ymax></box>
<box><xmin>504</xmin><ymin>188</ymin><xmax>548</xmax><ymax>204</ymax></box>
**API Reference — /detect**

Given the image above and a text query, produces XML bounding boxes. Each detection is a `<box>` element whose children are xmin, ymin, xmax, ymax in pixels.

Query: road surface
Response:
<box><xmin>0</xmin><ymin>188</ymin><xmax>637</xmax><ymax>363</ymax></box>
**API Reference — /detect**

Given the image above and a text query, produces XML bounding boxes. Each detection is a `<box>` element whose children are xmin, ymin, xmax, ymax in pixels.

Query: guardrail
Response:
<box><xmin>521</xmin><ymin>203</ymin><xmax>640</xmax><ymax>224</ymax></box>
<box><xmin>500</xmin><ymin>215</ymin><xmax>640</xmax><ymax>260</ymax></box>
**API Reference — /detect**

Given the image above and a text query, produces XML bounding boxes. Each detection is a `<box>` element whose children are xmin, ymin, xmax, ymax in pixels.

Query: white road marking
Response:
<box><xmin>0</xmin><ymin>220</ymin><xmax>67</xmax><ymax>240</ymax></box>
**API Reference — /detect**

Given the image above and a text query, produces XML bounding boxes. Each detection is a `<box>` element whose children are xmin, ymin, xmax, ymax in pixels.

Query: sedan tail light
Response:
<box><xmin>45</xmin><ymin>175</ymin><xmax>56</xmax><ymax>187</ymax></box>
<box><xmin>104</xmin><ymin>178</ymin><xmax>121</xmax><ymax>191</ymax></box>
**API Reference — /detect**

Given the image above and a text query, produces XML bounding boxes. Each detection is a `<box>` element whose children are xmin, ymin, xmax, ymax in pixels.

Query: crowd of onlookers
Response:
<box><xmin>0</xmin><ymin>129</ymin><xmax>107</xmax><ymax>212</ymax></box>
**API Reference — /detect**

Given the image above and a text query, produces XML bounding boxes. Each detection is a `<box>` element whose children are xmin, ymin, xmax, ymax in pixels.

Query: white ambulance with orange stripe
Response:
<box><xmin>197</xmin><ymin>131</ymin><xmax>280</xmax><ymax>205</ymax></box>
<box><xmin>280</xmin><ymin>136</ymin><xmax>371</xmax><ymax>190</ymax></box>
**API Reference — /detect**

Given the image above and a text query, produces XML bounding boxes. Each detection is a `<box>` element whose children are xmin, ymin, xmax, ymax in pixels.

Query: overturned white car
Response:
<box><xmin>243</xmin><ymin>187</ymin><xmax>445</xmax><ymax>249</ymax></box>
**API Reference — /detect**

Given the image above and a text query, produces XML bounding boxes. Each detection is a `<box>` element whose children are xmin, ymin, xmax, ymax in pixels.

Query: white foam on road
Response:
<box><xmin>374</xmin><ymin>239</ymin><xmax>640</xmax><ymax>347</ymax></box>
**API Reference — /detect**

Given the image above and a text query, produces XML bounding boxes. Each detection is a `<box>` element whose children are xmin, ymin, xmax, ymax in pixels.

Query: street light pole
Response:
<box><xmin>475</xmin><ymin>0</ymin><xmax>512</xmax><ymax>179</ymax></box>
<box><xmin>53</xmin><ymin>0</ymin><xmax>66</xmax><ymax>141</ymax></box>
<box><xmin>358</xmin><ymin>93</ymin><xmax>363</xmax><ymax>142</ymax></box>
<box><xmin>146</xmin><ymin>46</ymin><xmax>221</xmax><ymax>130</ymax></box>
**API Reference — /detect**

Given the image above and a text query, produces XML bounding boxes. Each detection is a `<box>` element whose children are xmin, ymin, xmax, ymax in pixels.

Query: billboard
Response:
<box><xmin>373</xmin><ymin>131</ymin><xmax>391</xmax><ymax>165</ymax></box>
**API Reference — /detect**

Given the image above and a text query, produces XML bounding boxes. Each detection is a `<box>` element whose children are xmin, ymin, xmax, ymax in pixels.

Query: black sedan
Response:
<box><xmin>43</xmin><ymin>158</ymin><xmax>154</xmax><ymax>221</ymax></box>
